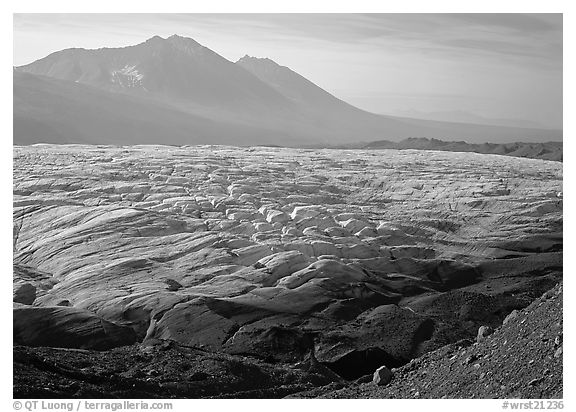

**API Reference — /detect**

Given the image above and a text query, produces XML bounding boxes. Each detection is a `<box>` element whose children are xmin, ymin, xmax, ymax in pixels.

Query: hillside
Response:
<box><xmin>13</xmin><ymin>71</ymin><xmax>299</xmax><ymax>146</ymax></box>
<box><xmin>297</xmin><ymin>283</ymin><xmax>563</xmax><ymax>399</ymax></box>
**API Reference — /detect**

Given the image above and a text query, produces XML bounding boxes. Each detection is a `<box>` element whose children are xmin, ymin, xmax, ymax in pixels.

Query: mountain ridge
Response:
<box><xmin>16</xmin><ymin>34</ymin><xmax>291</xmax><ymax>108</ymax></box>
<box><xmin>357</xmin><ymin>137</ymin><xmax>563</xmax><ymax>161</ymax></box>
<box><xmin>14</xmin><ymin>35</ymin><xmax>563</xmax><ymax>146</ymax></box>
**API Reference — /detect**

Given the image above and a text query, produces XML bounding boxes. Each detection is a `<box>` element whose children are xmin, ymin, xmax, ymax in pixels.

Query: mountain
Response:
<box><xmin>13</xmin><ymin>71</ymin><xmax>297</xmax><ymax>146</ymax></box>
<box><xmin>17</xmin><ymin>35</ymin><xmax>291</xmax><ymax>109</ymax></box>
<box><xmin>235</xmin><ymin>55</ymin><xmax>563</xmax><ymax>144</ymax></box>
<box><xmin>236</xmin><ymin>55</ymin><xmax>356</xmax><ymax>112</ymax></box>
<box><xmin>14</xmin><ymin>35</ymin><xmax>563</xmax><ymax>146</ymax></box>
<box><xmin>361</xmin><ymin>137</ymin><xmax>562</xmax><ymax>161</ymax></box>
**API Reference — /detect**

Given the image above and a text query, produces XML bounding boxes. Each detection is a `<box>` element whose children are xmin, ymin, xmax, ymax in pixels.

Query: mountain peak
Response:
<box><xmin>142</xmin><ymin>34</ymin><xmax>205</xmax><ymax>53</ymax></box>
<box><xmin>146</xmin><ymin>35</ymin><xmax>164</xmax><ymax>42</ymax></box>
<box><xmin>166</xmin><ymin>34</ymin><xmax>200</xmax><ymax>44</ymax></box>
<box><xmin>237</xmin><ymin>55</ymin><xmax>280</xmax><ymax>68</ymax></box>
<box><xmin>161</xmin><ymin>34</ymin><xmax>212</xmax><ymax>58</ymax></box>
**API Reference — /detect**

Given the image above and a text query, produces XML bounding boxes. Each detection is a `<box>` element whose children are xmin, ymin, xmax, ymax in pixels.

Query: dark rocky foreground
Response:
<box><xmin>13</xmin><ymin>283</ymin><xmax>563</xmax><ymax>399</ymax></box>
<box><xmin>14</xmin><ymin>341</ymin><xmax>342</xmax><ymax>399</ymax></box>
<box><xmin>13</xmin><ymin>145</ymin><xmax>562</xmax><ymax>398</ymax></box>
<box><xmin>293</xmin><ymin>283</ymin><xmax>563</xmax><ymax>399</ymax></box>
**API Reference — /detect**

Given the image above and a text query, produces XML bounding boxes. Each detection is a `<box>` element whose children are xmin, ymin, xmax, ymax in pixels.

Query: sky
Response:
<box><xmin>13</xmin><ymin>13</ymin><xmax>563</xmax><ymax>129</ymax></box>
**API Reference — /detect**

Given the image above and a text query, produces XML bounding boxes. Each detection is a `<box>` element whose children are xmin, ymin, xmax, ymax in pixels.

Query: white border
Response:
<box><xmin>3</xmin><ymin>1</ymin><xmax>572</xmax><ymax>410</ymax></box>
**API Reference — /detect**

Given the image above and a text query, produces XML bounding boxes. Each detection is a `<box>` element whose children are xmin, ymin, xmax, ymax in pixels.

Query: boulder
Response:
<box><xmin>554</xmin><ymin>346</ymin><xmax>563</xmax><ymax>358</ymax></box>
<box><xmin>164</xmin><ymin>278</ymin><xmax>183</xmax><ymax>292</ymax></box>
<box><xmin>477</xmin><ymin>325</ymin><xmax>494</xmax><ymax>342</ymax></box>
<box><xmin>503</xmin><ymin>310</ymin><xmax>519</xmax><ymax>325</ymax></box>
<box><xmin>372</xmin><ymin>365</ymin><xmax>393</xmax><ymax>386</ymax></box>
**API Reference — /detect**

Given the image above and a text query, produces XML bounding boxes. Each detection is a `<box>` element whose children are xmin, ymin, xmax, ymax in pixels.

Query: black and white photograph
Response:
<box><xmin>9</xmin><ymin>5</ymin><xmax>568</xmax><ymax>407</ymax></box>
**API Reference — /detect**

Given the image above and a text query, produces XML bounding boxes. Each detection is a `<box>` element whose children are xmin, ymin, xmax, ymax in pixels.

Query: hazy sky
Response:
<box><xmin>13</xmin><ymin>13</ymin><xmax>563</xmax><ymax>129</ymax></box>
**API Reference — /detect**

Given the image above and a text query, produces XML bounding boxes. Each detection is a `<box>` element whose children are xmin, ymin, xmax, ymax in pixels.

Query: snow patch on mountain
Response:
<box><xmin>111</xmin><ymin>64</ymin><xmax>144</xmax><ymax>88</ymax></box>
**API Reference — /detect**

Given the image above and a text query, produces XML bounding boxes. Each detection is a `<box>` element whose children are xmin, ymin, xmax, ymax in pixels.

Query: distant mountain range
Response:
<box><xmin>14</xmin><ymin>34</ymin><xmax>563</xmax><ymax>147</ymax></box>
<box><xmin>361</xmin><ymin>138</ymin><xmax>562</xmax><ymax>161</ymax></box>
